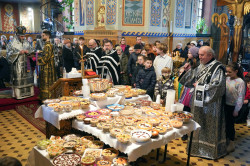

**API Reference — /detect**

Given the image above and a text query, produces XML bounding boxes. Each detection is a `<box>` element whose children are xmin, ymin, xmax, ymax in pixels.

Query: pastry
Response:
<box><xmin>90</xmin><ymin>93</ymin><xmax>107</xmax><ymax>101</ymax></box>
<box><xmin>98</xmin><ymin>109</ymin><xmax>111</xmax><ymax>115</ymax></box>
<box><xmin>102</xmin><ymin>123</ymin><xmax>112</xmax><ymax>133</ymax></box>
<box><xmin>83</xmin><ymin>118</ymin><xmax>92</xmax><ymax>124</ymax></box>
<box><xmin>102</xmin><ymin>148</ymin><xmax>119</xmax><ymax>161</ymax></box>
<box><xmin>154</xmin><ymin>126</ymin><xmax>167</xmax><ymax>134</ymax></box>
<box><xmin>81</xmin><ymin>156</ymin><xmax>95</xmax><ymax>166</ymax></box>
<box><xmin>88</xmin><ymin>140</ymin><xmax>104</xmax><ymax>149</ymax></box>
<box><xmin>97</xmin><ymin>160</ymin><xmax>112</xmax><ymax>166</ymax></box>
<box><xmin>80</xmin><ymin>136</ymin><xmax>94</xmax><ymax>144</ymax></box>
<box><xmin>71</xmin><ymin>101</ymin><xmax>81</xmax><ymax>110</ymax></box>
<box><xmin>124</xmin><ymin>126</ymin><xmax>136</xmax><ymax>134</ymax></box>
<box><xmin>131</xmin><ymin>130</ymin><xmax>152</xmax><ymax>143</ymax></box>
<box><xmin>110</xmin><ymin>128</ymin><xmax>123</xmax><ymax>137</ymax></box>
<box><xmin>113</xmin><ymin>157</ymin><xmax>129</xmax><ymax>166</ymax></box>
<box><xmin>137</xmin><ymin>122</ymin><xmax>152</xmax><ymax>130</ymax></box>
<box><xmin>76</xmin><ymin>114</ymin><xmax>85</xmax><ymax>121</ymax></box>
<box><xmin>116</xmin><ymin>134</ymin><xmax>131</xmax><ymax>144</ymax></box>
<box><xmin>80</xmin><ymin>99</ymin><xmax>90</xmax><ymax>109</ymax></box>
<box><xmin>90</xmin><ymin>118</ymin><xmax>99</xmax><ymax>127</ymax></box>
<box><xmin>170</xmin><ymin>119</ymin><xmax>183</xmax><ymax>128</ymax></box>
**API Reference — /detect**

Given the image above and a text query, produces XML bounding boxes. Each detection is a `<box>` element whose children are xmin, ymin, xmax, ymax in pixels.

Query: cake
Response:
<box><xmin>110</xmin><ymin>128</ymin><xmax>123</xmax><ymax>137</ymax></box>
<box><xmin>131</xmin><ymin>130</ymin><xmax>152</xmax><ymax>143</ymax></box>
<box><xmin>137</xmin><ymin>122</ymin><xmax>153</xmax><ymax>131</ymax></box>
<box><xmin>102</xmin><ymin>148</ymin><xmax>119</xmax><ymax>161</ymax></box>
<box><xmin>97</xmin><ymin>160</ymin><xmax>112</xmax><ymax>166</ymax></box>
<box><xmin>90</xmin><ymin>93</ymin><xmax>107</xmax><ymax>101</ymax></box>
<box><xmin>113</xmin><ymin>157</ymin><xmax>129</xmax><ymax>166</ymax></box>
<box><xmin>76</xmin><ymin>114</ymin><xmax>85</xmax><ymax>121</ymax></box>
<box><xmin>116</xmin><ymin>134</ymin><xmax>131</xmax><ymax>144</ymax></box>
<box><xmin>88</xmin><ymin>140</ymin><xmax>104</xmax><ymax>149</ymax></box>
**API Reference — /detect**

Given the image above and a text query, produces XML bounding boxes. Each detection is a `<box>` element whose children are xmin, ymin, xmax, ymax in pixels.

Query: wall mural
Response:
<box><xmin>79</xmin><ymin>0</ymin><xmax>85</xmax><ymax>26</ymax></box>
<box><xmin>122</xmin><ymin>0</ymin><xmax>145</xmax><ymax>26</ymax></box>
<box><xmin>20</xmin><ymin>5</ymin><xmax>30</xmax><ymax>31</ymax></box>
<box><xmin>86</xmin><ymin>0</ymin><xmax>94</xmax><ymax>25</ymax></box>
<box><xmin>162</xmin><ymin>0</ymin><xmax>170</xmax><ymax>27</ymax></box>
<box><xmin>150</xmin><ymin>0</ymin><xmax>162</xmax><ymax>27</ymax></box>
<box><xmin>192</xmin><ymin>0</ymin><xmax>198</xmax><ymax>29</ymax></box>
<box><xmin>106</xmin><ymin>0</ymin><xmax>116</xmax><ymax>25</ymax></box>
<box><xmin>1</xmin><ymin>3</ymin><xmax>19</xmax><ymax>32</ymax></box>
<box><xmin>74</xmin><ymin>0</ymin><xmax>80</xmax><ymax>26</ymax></box>
<box><xmin>175</xmin><ymin>0</ymin><xmax>185</xmax><ymax>28</ymax></box>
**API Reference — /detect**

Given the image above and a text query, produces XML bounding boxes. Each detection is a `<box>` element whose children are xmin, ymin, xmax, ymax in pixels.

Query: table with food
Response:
<box><xmin>30</xmin><ymin>79</ymin><xmax>200</xmax><ymax>166</ymax></box>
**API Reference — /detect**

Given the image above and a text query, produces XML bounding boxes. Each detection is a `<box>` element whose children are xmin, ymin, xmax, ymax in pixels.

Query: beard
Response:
<box><xmin>105</xmin><ymin>50</ymin><xmax>111</xmax><ymax>54</ymax></box>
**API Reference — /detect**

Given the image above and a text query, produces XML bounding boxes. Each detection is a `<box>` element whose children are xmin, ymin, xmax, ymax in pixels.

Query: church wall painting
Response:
<box><xmin>122</xmin><ymin>0</ymin><xmax>145</xmax><ymax>26</ymax></box>
<box><xmin>106</xmin><ymin>0</ymin><xmax>117</xmax><ymax>25</ymax></box>
<box><xmin>150</xmin><ymin>0</ymin><xmax>162</xmax><ymax>27</ymax></box>
<box><xmin>20</xmin><ymin>5</ymin><xmax>30</xmax><ymax>31</ymax></box>
<box><xmin>74</xmin><ymin>0</ymin><xmax>80</xmax><ymax>26</ymax></box>
<box><xmin>192</xmin><ymin>0</ymin><xmax>198</xmax><ymax>29</ymax></box>
<box><xmin>162</xmin><ymin>0</ymin><xmax>170</xmax><ymax>27</ymax></box>
<box><xmin>175</xmin><ymin>0</ymin><xmax>185</xmax><ymax>28</ymax></box>
<box><xmin>1</xmin><ymin>3</ymin><xmax>19</xmax><ymax>32</ymax></box>
<box><xmin>86</xmin><ymin>0</ymin><xmax>94</xmax><ymax>25</ymax></box>
<box><xmin>79</xmin><ymin>0</ymin><xmax>85</xmax><ymax>26</ymax></box>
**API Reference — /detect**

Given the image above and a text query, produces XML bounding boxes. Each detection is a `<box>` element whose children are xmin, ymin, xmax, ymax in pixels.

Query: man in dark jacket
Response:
<box><xmin>127</xmin><ymin>44</ymin><xmax>142</xmax><ymax>80</ymax></box>
<box><xmin>62</xmin><ymin>39</ymin><xmax>74</xmax><ymax>72</ymax></box>
<box><xmin>73</xmin><ymin>37</ymin><xmax>90</xmax><ymax>70</ymax></box>
<box><xmin>136</xmin><ymin>57</ymin><xmax>156</xmax><ymax>99</ymax></box>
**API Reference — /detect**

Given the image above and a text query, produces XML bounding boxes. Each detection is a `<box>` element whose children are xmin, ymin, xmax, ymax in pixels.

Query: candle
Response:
<box><xmin>171</xmin><ymin>104</ymin><xmax>177</xmax><ymax>112</ymax></box>
<box><xmin>156</xmin><ymin>94</ymin><xmax>161</xmax><ymax>104</ymax></box>
<box><xmin>165</xmin><ymin>89</ymin><xmax>175</xmax><ymax>112</ymax></box>
<box><xmin>82</xmin><ymin>79</ymin><xmax>88</xmax><ymax>85</ymax></box>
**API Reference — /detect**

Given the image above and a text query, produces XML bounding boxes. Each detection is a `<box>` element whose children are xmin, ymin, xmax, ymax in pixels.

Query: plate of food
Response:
<box><xmin>83</xmin><ymin>148</ymin><xmax>102</xmax><ymax>160</ymax></box>
<box><xmin>116</xmin><ymin>134</ymin><xmax>131</xmax><ymax>144</ymax></box>
<box><xmin>173</xmin><ymin>111</ymin><xmax>193</xmax><ymax>123</ymax></box>
<box><xmin>107</xmin><ymin>104</ymin><xmax>124</xmax><ymax>111</ymax></box>
<box><xmin>53</xmin><ymin>153</ymin><xmax>81</xmax><ymax>166</ymax></box>
<box><xmin>113</xmin><ymin>157</ymin><xmax>129</xmax><ymax>166</ymax></box>
<box><xmin>37</xmin><ymin>139</ymin><xmax>52</xmax><ymax>150</ymax></box>
<box><xmin>131</xmin><ymin>129</ymin><xmax>152</xmax><ymax>143</ymax></box>
<box><xmin>85</xmin><ymin>110</ymin><xmax>101</xmax><ymax>118</ymax></box>
<box><xmin>43</xmin><ymin>99</ymin><xmax>60</xmax><ymax>106</ymax></box>
<box><xmin>81</xmin><ymin>155</ymin><xmax>96</xmax><ymax>166</ymax></box>
<box><xmin>102</xmin><ymin>148</ymin><xmax>119</xmax><ymax>161</ymax></box>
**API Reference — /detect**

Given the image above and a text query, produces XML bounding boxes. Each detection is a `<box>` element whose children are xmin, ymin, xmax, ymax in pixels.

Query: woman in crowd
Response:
<box><xmin>116</xmin><ymin>46</ymin><xmax>130</xmax><ymax>85</ymax></box>
<box><xmin>144</xmin><ymin>44</ymin><xmax>155</xmax><ymax>62</ymax></box>
<box><xmin>225</xmin><ymin>62</ymin><xmax>245</xmax><ymax>153</ymax></box>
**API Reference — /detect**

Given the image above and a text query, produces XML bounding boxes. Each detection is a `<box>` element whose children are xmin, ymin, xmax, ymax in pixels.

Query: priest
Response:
<box><xmin>7</xmin><ymin>26</ymin><xmax>34</xmax><ymax>99</ymax></box>
<box><xmin>85</xmin><ymin>39</ymin><xmax>103</xmax><ymax>74</ymax></box>
<box><xmin>38</xmin><ymin>30</ymin><xmax>57</xmax><ymax>100</ymax></box>
<box><xmin>179</xmin><ymin>46</ymin><xmax>227</xmax><ymax>159</ymax></box>
<box><xmin>98</xmin><ymin>40</ymin><xmax>120</xmax><ymax>85</ymax></box>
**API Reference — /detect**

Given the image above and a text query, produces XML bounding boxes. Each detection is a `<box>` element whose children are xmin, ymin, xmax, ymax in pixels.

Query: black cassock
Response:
<box><xmin>85</xmin><ymin>47</ymin><xmax>103</xmax><ymax>74</ymax></box>
<box><xmin>98</xmin><ymin>50</ymin><xmax>120</xmax><ymax>85</ymax></box>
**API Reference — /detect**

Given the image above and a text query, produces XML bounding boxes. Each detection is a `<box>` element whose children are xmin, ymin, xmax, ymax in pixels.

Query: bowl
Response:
<box><xmin>131</xmin><ymin>129</ymin><xmax>152</xmax><ymax>143</ymax></box>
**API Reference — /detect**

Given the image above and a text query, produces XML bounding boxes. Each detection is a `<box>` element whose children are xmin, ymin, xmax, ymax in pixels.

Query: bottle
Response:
<box><xmin>63</xmin><ymin>68</ymin><xmax>66</xmax><ymax>78</ymax></box>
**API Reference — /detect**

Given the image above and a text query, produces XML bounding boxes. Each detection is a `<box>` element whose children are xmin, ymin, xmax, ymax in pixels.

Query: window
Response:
<box><xmin>185</xmin><ymin>0</ymin><xmax>193</xmax><ymax>28</ymax></box>
<box><xmin>197</xmin><ymin>0</ymin><xmax>204</xmax><ymax>21</ymax></box>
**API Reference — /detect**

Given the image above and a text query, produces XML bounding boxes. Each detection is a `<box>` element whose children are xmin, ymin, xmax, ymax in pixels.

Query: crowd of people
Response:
<box><xmin>0</xmin><ymin>27</ymin><xmax>250</xmax><ymax>160</ymax></box>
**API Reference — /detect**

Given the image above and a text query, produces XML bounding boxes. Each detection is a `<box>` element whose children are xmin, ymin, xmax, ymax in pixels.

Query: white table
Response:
<box><xmin>28</xmin><ymin>147</ymin><xmax>54</xmax><ymax>166</ymax></box>
<box><xmin>72</xmin><ymin>119</ymin><xmax>200</xmax><ymax>162</ymax></box>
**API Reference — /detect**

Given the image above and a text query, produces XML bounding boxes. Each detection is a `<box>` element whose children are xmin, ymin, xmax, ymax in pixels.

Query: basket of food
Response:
<box><xmin>89</xmin><ymin>79</ymin><xmax>109</xmax><ymax>92</ymax></box>
<box><xmin>173</xmin><ymin>111</ymin><xmax>193</xmax><ymax>123</ymax></box>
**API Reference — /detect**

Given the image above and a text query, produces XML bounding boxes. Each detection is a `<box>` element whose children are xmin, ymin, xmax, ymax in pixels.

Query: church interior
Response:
<box><xmin>0</xmin><ymin>0</ymin><xmax>250</xmax><ymax>166</ymax></box>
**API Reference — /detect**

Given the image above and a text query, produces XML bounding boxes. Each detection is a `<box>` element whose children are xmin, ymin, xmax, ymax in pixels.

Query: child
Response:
<box><xmin>132</xmin><ymin>55</ymin><xmax>145</xmax><ymax>87</ymax></box>
<box><xmin>136</xmin><ymin>57</ymin><xmax>156</xmax><ymax>99</ymax></box>
<box><xmin>154</xmin><ymin>67</ymin><xmax>174</xmax><ymax>105</ymax></box>
<box><xmin>225</xmin><ymin>62</ymin><xmax>246</xmax><ymax>153</ymax></box>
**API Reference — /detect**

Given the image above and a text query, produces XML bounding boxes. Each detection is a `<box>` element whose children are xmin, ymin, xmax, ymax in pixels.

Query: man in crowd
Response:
<box><xmin>28</xmin><ymin>37</ymin><xmax>33</xmax><ymax>47</ymax></box>
<box><xmin>73</xmin><ymin>37</ymin><xmax>89</xmax><ymax>70</ymax></box>
<box><xmin>135</xmin><ymin>36</ymin><xmax>145</xmax><ymax>48</ymax></box>
<box><xmin>99</xmin><ymin>40</ymin><xmax>120</xmax><ymax>85</ymax></box>
<box><xmin>38</xmin><ymin>30</ymin><xmax>57</xmax><ymax>100</ymax></box>
<box><xmin>73</xmin><ymin>38</ymin><xmax>79</xmax><ymax>48</ymax></box>
<box><xmin>7</xmin><ymin>26</ymin><xmax>34</xmax><ymax>99</ymax></box>
<box><xmin>9</xmin><ymin>36</ymin><xmax>14</xmax><ymax>43</ymax></box>
<box><xmin>127</xmin><ymin>44</ymin><xmax>142</xmax><ymax>82</ymax></box>
<box><xmin>85</xmin><ymin>39</ymin><xmax>103</xmax><ymax>74</ymax></box>
<box><xmin>179</xmin><ymin>46</ymin><xmax>226</xmax><ymax>159</ymax></box>
<box><xmin>53</xmin><ymin>37</ymin><xmax>63</xmax><ymax>78</ymax></box>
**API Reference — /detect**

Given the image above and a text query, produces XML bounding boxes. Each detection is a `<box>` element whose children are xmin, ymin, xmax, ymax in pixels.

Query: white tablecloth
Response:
<box><xmin>35</xmin><ymin>105</ymin><xmax>97</xmax><ymax>129</ymax></box>
<box><xmin>34</xmin><ymin>95</ymin><xmax>151</xmax><ymax>129</ymax></box>
<box><xmin>28</xmin><ymin>147</ymin><xmax>53</xmax><ymax>166</ymax></box>
<box><xmin>72</xmin><ymin>119</ymin><xmax>200</xmax><ymax>162</ymax></box>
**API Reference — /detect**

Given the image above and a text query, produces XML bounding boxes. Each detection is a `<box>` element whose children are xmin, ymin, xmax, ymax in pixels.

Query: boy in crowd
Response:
<box><xmin>136</xmin><ymin>57</ymin><xmax>156</xmax><ymax>99</ymax></box>
<box><xmin>132</xmin><ymin>55</ymin><xmax>145</xmax><ymax>87</ymax></box>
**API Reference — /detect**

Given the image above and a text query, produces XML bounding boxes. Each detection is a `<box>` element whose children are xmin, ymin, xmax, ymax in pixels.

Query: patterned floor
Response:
<box><xmin>0</xmin><ymin>109</ymin><xmax>250</xmax><ymax>166</ymax></box>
